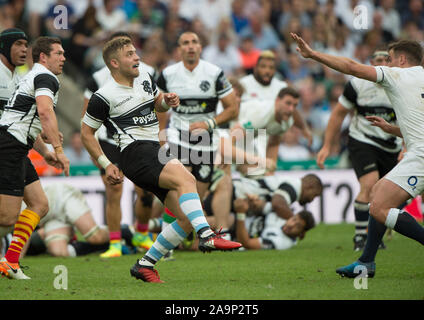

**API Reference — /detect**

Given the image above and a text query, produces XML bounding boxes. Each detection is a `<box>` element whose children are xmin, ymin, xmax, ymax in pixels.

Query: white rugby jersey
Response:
<box><xmin>156</xmin><ymin>59</ymin><xmax>233</xmax><ymax>151</ymax></box>
<box><xmin>84</xmin><ymin>62</ymin><xmax>156</xmax><ymax>145</ymax></box>
<box><xmin>83</xmin><ymin>70</ymin><xmax>160</xmax><ymax>151</ymax></box>
<box><xmin>233</xmin><ymin>175</ymin><xmax>302</xmax><ymax>205</ymax></box>
<box><xmin>245</xmin><ymin>213</ymin><xmax>296</xmax><ymax>250</ymax></box>
<box><xmin>339</xmin><ymin>77</ymin><xmax>402</xmax><ymax>153</ymax></box>
<box><xmin>239</xmin><ymin>74</ymin><xmax>287</xmax><ymax>102</ymax></box>
<box><xmin>375</xmin><ymin>66</ymin><xmax>424</xmax><ymax>157</ymax></box>
<box><xmin>238</xmin><ymin>99</ymin><xmax>294</xmax><ymax>136</ymax></box>
<box><xmin>0</xmin><ymin>63</ymin><xmax>60</xmax><ymax>146</ymax></box>
<box><xmin>0</xmin><ymin>59</ymin><xmax>21</xmax><ymax>118</ymax></box>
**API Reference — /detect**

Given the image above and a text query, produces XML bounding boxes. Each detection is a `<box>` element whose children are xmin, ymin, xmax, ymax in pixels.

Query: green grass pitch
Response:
<box><xmin>0</xmin><ymin>223</ymin><xmax>423</xmax><ymax>300</ymax></box>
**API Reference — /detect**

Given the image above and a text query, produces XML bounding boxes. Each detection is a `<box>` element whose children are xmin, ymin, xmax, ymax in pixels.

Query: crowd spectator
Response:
<box><xmin>2</xmin><ymin>0</ymin><xmax>422</xmax><ymax>163</ymax></box>
<box><xmin>202</xmin><ymin>32</ymin><xmax>243</xmax><ymax>76</ymax></box>
<box><xmin>64</xmin><ymin>130</ymin><xmax>93</xmax><ymax>166</ymax></box>
<box><xmin>400</xmin><ymin>0</ymin><xmax>424</xmax><ymax>30</ymax></box>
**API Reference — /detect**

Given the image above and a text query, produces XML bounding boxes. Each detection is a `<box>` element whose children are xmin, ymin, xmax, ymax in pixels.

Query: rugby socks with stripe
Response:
<box><xmin>178</xmin><ymin>193</ymin><xmax>213</xmax><ymax>238</ymax></box>
<box><xmin>354</xmin><ymin>201</ymin><xmax>369</xmax><ymax>237</ymax></box>
<box><xmin>109</xmin><ymin>231</ymin><xmax>122</xmax><ymax>251</ymax></box>
<box><xmin>385</xmin><ymin>208</ymin><xmax>424</xmax><ymax>245</ymax></box>
<box><xmin>4</xmin><ymin>209</ymin><xmax>40</xmax><ymax>263</ymax></box>
<box><xmin>162</xmin><ymin>207</ymin><xmax>176</xmax><ymax>232</ymax></box>
<box><xmin>139</xmin><ymin>220</ymin><xmax>188</xmax><ymax>267</ymax></box>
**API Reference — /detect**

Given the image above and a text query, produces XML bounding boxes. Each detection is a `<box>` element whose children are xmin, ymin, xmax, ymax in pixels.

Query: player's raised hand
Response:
<box><xmin>164</xmin><ymin>92</ymin><xmax>180</xmax><ymax>108</ymax></box>
<box><xmin>105</xmin><ymin>164</ymin><xmax>123</xmax><ymax>185</ymax></box>
<box><xmin>290</xmin><ymin>33</ymin><xmax>314</xmax><ymax>59</ymax></box>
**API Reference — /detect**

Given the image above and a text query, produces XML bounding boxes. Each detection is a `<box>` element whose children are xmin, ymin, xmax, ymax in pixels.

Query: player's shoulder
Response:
<box><xmin>161</xmin><ymin>61</ymin><xmax>183</xmax><ymax>77</ymax></box>
<box><xmin>31</xmin><ymin>63</ymin><xmax>59</xmax><ymax>83</ymax></box>
<box><xmin>198</xmin><ymin>59</ymin><xmax>223</xmax><ymax>77</ymax></box>
<box><xmin>239</xmin><ymin>74</ymin><xmax>254</xmax><ymax>85</ymax></box>
<box><xmin>92</xmin><ymin>79</ymin><xmax>117</xmax><ymax>103</ymax></box>
<box><xmin>138</xmin><ymin>61</ymin><xmax>155</xmax><ymax>77</ymax></box>
<box><xmin>270</xmin><ymin>76</ymin><xmax>288</xmax><ymax>89</ymax></box>
<box><xmin>92</xmin><ymin>65</ymin><xmax>111</xmax><ymax>84</ymax></box>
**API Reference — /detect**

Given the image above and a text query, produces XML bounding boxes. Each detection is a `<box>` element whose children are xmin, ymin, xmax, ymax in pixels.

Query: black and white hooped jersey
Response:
<box><xmin>156</xmin><ymin>59</ymin><xmax>233</xmax><ymax>151</ymax></box>
<box><xmin>0</xmin><ymin>59</ymin><xmax>21</xmax><ymax>118</ymax></box>
<box><xmin>339</xmin><ymin>77</ymin><xmax>402</xmax><ymax>153</ymax></box>
<box><xmin>0</xmin><ymin>63</ymin><xmax>60</xmax><ymax>146</ymax></box>
<box><xmin>84</xmin><ymin>62</ymin><xmax>156</xmax><ymax>145</ymax></box>
<box><xmin>233</xmin><ymin>175</ymin><xmax>301</xmax><ymax>205</ymax></box>
<box><xmin>245</xmin><ymin>213</ymin><xmax>297</xmax><ymax>250</ymax></box>
<box><xmin>83</xmin><ymin>70</ymin><xmax>159</xmax><ymax>151</ymax></box>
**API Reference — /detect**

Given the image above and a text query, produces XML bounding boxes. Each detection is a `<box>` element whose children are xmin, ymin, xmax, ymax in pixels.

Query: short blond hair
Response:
<box><xmin>102</xmin><ymin>37</ymin><xmax>132</xmax><ymax>69</ymax></box>
<box><xmin>256</xmin><ymin>50</ymin><xmax>276</xmax><ymax>65</ymax></box>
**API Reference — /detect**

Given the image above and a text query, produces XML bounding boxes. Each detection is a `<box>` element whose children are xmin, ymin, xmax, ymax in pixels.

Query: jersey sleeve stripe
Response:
<box><xmin>276</xmin><ymin>182</ymin><xmax>298</xmax><ymax>203</ymax></box>
<box><xmin>82</xmin><ymin>113</ymin><xmax>103</xmax><ymax>129</ymax></box>
<box><xmin>34</xmin><ymin>88</ymin><xmax>55</xmax><ymax>100</ymax></box>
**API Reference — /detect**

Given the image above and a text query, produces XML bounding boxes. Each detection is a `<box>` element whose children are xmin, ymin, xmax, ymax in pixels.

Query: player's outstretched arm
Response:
<box><xmin>316</xmin><ymin>102</ymin><xmax>350</xmax><ymax>169</ymax></box>
<box><xmin>291</xmin><ymin>33</ymin><xmax>377</xmax><ymax>82</ymax></box>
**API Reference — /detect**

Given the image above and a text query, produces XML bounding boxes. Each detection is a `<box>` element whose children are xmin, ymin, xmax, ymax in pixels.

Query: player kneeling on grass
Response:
<box><xmin>81</xmin><ymin>37</ymin><xmax>242</xmax><ymax>283</ymax></box>
<box><xmin>233</xmin><ymin>197</ymin><xmax>315</xmax><ymax>250</ymax></box>
<box><xmin>10</xmin><ymin>183</ymin><xmax>110</xmax><ymax>258</ymax></box>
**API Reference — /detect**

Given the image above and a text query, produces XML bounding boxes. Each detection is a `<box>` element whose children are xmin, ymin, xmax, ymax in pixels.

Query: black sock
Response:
<box><xmin>354</xmin><ymin>200</ymin><xmax>369</xmax><ymax>237</ymax></box>
<box><xmin>392</xmin><ymin>211</ymin><xmax>424</xmax><ymax>245</ymax></box>
<box><xmin>70</xmin><ymin>241</ymin><xmax>109</xmax><ymax>256</ymax></box>
<box><xmin>359</xmin><ymin>216</ymin><xmax>386</xmax><ymax>263</ymax></box>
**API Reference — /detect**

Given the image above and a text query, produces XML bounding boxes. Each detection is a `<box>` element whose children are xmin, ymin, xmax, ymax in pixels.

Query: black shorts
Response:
<box><xmin>120</xmin><ymin>140</ymin><xmax>172</xmax><ymax>203</ymax></box>
<box><xmin>24</xmin><ymin>157</ymin><xmax>39</xmax><ymax>186</ymax></box>
<box><xmin>0</xmin><ymin>129</ymin><xmax>32</xmax><ymax>196</ymax></box>
<box><xmin>347</xmin><ymin>136</ymin><xmax>399</xmax><ymax>179</ymax></box>
<box><xmin>99</xmin><ymin>139</ymin><xmax>121</xmax><ymax>175</ymax></box>
<box><xmin>167</xmin><ymin>142</ymin><xmax>215</xmax><ymax>183</ymax></box>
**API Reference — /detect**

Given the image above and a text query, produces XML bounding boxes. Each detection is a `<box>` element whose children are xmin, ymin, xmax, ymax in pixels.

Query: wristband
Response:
<box><xmin>161</xmin><ymin>99</ymin><xmax>171</xmax><ymax>110</ymax></box>
<box><xmin>97</xmin><ymin>154</ymin><xmax>112</xmax><ymax>169</ymax></box>
<box><xmin>263</xmin><ymin>202</ymin><xmax>272</xmax><ymax>214</ymax></box>
<box><xmin>205</xmin><ymin>118</ymin><xmax>217</xmax><ymax>132</ymax></box>
<box><xmin>236</xmin><ymin>213</ymin><xmax>246</xmax><ymax>221</ymax></box>
<box><xmin>53</xmin><ymin>145</ymin><xmax>64</xmax><ymax>154</ymax></box>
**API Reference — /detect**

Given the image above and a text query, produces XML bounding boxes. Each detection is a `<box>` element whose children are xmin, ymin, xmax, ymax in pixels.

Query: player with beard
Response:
<box><xmin>239</xmin><ymin>50</ymin><xmax>287</xmax><ymax>102</ymax></box>
<box><xmin>0</xmin><ymin>36</ymin><xmax>69</xmax><ymax>279</ymax></box>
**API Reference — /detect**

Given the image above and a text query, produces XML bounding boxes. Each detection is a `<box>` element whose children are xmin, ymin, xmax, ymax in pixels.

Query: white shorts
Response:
<box><xmin>385</xmin><ymin>151</ymin><xmax>424</xmax><ymax>198</ymax></box>
<box><xmin>41</xmin><ymin>184</ymin><xmax>91</xmax><ymax>234</ymax></box>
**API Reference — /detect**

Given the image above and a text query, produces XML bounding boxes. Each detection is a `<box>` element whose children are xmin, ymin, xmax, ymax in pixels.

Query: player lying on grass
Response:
<box><xmin>179</xmin><ymin>173</ymin><xmax>322</xmax><ymax>250</ymax></box>
<box><xmin>233</xmin><ymin>199</ymin><xmax>315</xmax><ymax>250</ymax></box>
<box><xmin>1</xmin><ymin>183</ymin><xmax>110</xmax><ymax>258</ymax></box>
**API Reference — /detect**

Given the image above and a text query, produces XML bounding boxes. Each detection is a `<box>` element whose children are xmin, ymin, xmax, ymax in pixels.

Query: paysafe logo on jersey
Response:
<box><xmin>157</xmin><ymin>124</ymin><xmax>268</xmax><ymax>175</ymax></box>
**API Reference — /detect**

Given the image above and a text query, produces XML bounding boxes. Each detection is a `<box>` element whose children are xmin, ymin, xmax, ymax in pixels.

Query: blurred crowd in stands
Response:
<box><xmin>1</xmin><ymin>0</ymin><xmax>423</xmax><ymax>173</ymax></box>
